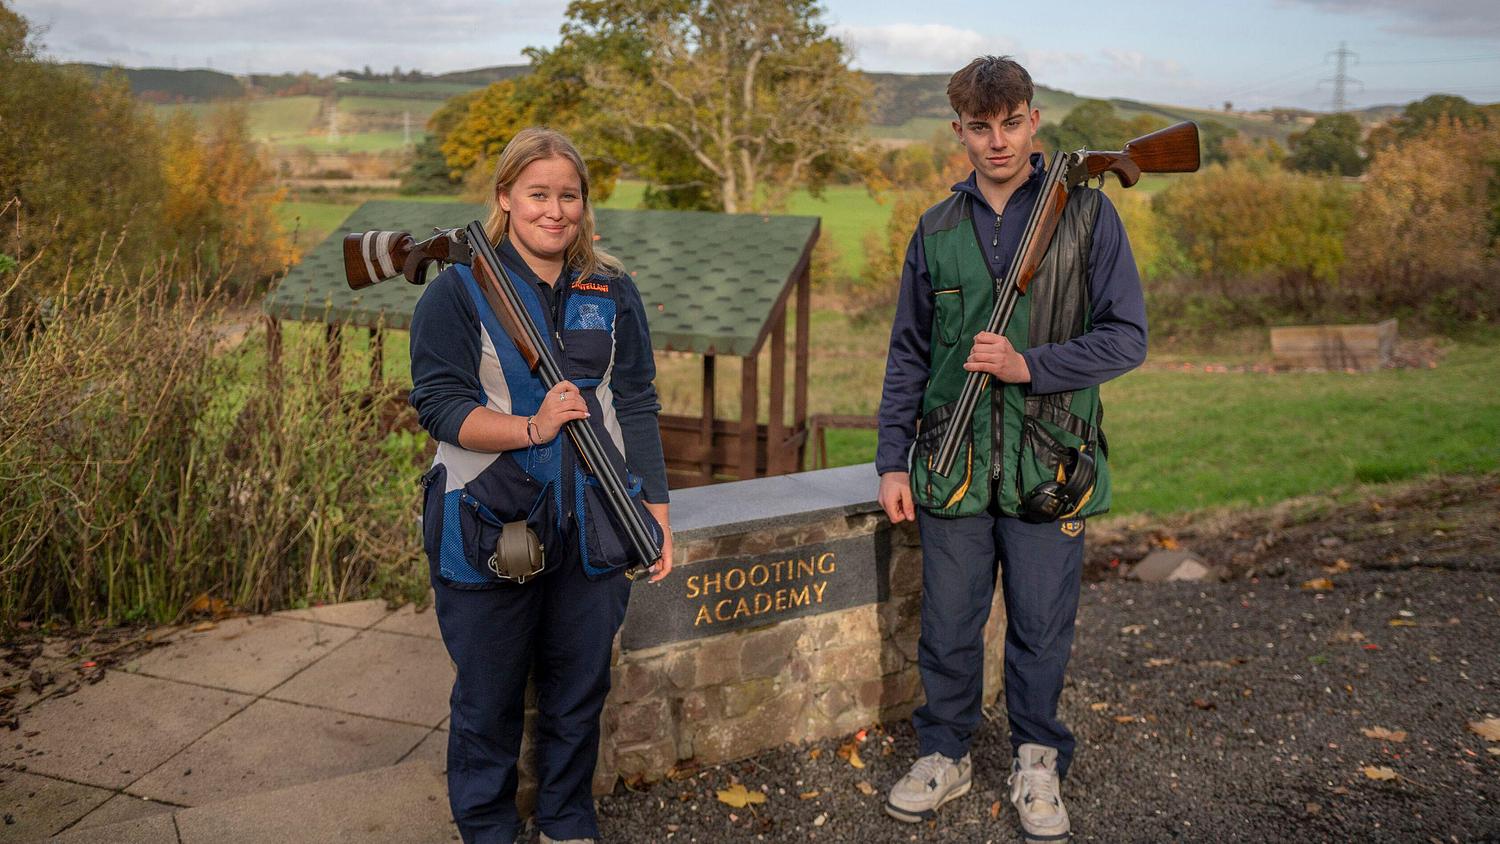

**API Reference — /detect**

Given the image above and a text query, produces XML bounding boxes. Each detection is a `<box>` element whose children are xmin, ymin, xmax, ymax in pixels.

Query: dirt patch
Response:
<box><xmin>1086</xmin><ymin>471</ymin><xmax>1500</xmax><ymax>582</ymax></box>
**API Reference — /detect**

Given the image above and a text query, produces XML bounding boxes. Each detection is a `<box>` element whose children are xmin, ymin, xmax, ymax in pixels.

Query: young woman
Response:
<box><xmin>408</xmin><ymin>127</ymin><xmax>672</xmax><ymax>844</ymax></box>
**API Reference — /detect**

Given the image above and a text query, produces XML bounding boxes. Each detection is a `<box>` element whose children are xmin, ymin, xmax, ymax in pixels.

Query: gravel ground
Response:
<box><xmin>579</xmin><ymin>478</ymin><xmax>1500</xmax><ymax>843</ymax></box>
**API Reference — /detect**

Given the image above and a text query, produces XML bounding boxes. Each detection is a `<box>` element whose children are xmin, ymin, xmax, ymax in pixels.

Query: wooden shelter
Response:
<box><xmin>265</xmin><ymin>201</ymin><xmax>818</xmax><ymax>488</ymax></box>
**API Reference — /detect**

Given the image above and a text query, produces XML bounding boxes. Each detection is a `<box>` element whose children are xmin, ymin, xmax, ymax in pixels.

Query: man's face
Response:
<box><xmin>952</xmin><ymin>105</ymin><xmax>1040</xmax><ymax>190</ymax></box>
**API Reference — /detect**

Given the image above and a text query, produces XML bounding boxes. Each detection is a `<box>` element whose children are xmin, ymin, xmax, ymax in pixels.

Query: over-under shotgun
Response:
<box><xmin>927</xmin><ymin>121</ymin><xmax>1201</xmax><ymax>478</ymax></box>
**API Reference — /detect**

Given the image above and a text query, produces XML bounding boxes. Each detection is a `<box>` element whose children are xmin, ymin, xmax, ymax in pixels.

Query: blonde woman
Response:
<box><xmin>409</xmin><ymin>127</ymin><xmax>672</xmax><ymax>844</ymax></box>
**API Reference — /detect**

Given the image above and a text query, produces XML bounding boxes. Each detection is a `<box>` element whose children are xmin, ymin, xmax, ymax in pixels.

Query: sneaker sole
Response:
<box><xmin>883</xmin><ymin>779</ymin><xmax>972</xmax><ymax>823</ymax></box>
<box><xmin>1019</xmin><ymin>824</ymin><xmax>1071</xmax><ymax>842</ymax></box>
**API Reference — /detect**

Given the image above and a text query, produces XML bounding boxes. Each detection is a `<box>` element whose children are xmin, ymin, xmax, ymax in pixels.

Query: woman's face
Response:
<box><xmin>498</xmin><ymin>155</ymin><xmax>584</xmax><ymax>273</ymax></box>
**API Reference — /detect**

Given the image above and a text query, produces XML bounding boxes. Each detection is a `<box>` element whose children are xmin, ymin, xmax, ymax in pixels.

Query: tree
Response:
<box><xmin>1153</xmin><ymin>158</ymin><xmax>1351</xmax><ymax>311</ymax></box>
<box><xmin>1344</xmin><ymin>118</ymin><xmax>1499</xmax><ymax>315</ymax></box>
<box><xmin>1286</xmin><ymin>113</ymin><xmax>1364</xmax><ymax>176</ymax></box>
<box><xmin>1198</xmin><ymin>120</ymin><xmax>1236</xmax><ymax>166</ymax></box>
<box><xmin>530</xmin><ymin>0</ymin><xmax>870</xmax><ymax>213</ymax></box>
<box><xmin>440</xmin><ymin>80</ymin><xmax>535</xmax><ymax>177</ymax></box>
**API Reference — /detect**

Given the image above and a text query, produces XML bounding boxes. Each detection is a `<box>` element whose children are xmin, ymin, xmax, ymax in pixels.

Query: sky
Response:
<box><xmin>12</xmin><ymin>0</ymin><xmax>1500</xmax><ymax>112</ymax></box>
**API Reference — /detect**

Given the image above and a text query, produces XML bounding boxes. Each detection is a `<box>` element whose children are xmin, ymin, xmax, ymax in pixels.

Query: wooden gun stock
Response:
<box><xmin>342</xmin><ymin>229</ymin><xmax>466</xmax><ymax>289</ymax></box>
<box><xmin>1084</xmin><ymin>121</ymin><xmax>1201</xmax><ymax>187</ymax></box>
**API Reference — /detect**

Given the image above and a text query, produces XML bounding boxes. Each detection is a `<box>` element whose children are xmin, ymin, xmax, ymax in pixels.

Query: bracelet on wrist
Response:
<box><xmin>526</xmin><ymin>416</ymin><xmax>540</xmax><ymax>445</ymax></box>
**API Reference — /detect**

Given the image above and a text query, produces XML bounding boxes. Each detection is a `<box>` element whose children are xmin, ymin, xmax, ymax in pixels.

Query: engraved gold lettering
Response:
<box><xmin>725</xmin><ymin>568</ymin><xmax>746</xmax><ymax>591</ymax></box>
<box><xmin>774</xmin><ymin>589</ymin><xmax>788</xmax><ymax>611</ymax></box>
<box><xmin>694</xmin><ymin>604</ymin><xmax>712</xmax><ymax>626</ymax></box>
<box><xmin>749</xmin><ymin>564</ymin><xmax>769</xmax><ymax>587</ymax></box>
<box><xmin>732</xmin><ymin>597</ymin><xmax>751</xmax><ymax>619</ymax></box>
<box><xmin>715</xmin><ymin>598</ymin><xmax>733</xmax><ymax>620</ymax></box>
<box><xmin>789</xmin><ymin>585</ymin><xmax>810</xmax><ymax>607</ymax></box>
<box><xmin>817</xmin><ymin>552</ymin><xmax>836</xmax><ymax>575</ymax></box>
<box><xmin>685</xmin><ymin>575</ymin><xmax>700</xmax><ymax>599</ymax></box>
<box><xmin>812</xmin><ymin>581</ymin><xmax>829</xmax><ymax>603</ymax></box>
<box><xmin>753</xmin><ymin>592</ymin><xmax>772</xmax><ymax>614</ymax></box>
<box><xmin>796</xmin><ymin>558</ymin><xmax>815</xmax><ymax>578</ymax></box>
<box><xmin>702</xmin><ymin>571</ymin><xmax>722</xmax><ymax>596</ymax></box>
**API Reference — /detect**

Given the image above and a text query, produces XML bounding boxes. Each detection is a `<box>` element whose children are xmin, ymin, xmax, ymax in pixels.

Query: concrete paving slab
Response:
<box><xmin>123</xmin><ymin>616</ymin><xmax>356</xmax><ymax>695</ymax></box>
<box><xmin>0</xmin><ymin>770</ymin><xmax>111</xmax><ymax>841</ymax></box>
<box><xmin>69</xmin><ymin>792</ymin><xmax>176</xmax><ymax>831</ymax></box>
<box><xmin>274</xmin><ymin>599</ymin><xmax>392</xmax><ymax>630</ymax></box>
<box><xmin>128</xmin><ymin>697</ymin><xmax>429</xmax><ymax>806</ymax></box>
<box><xmin>173</xmin><ymin>762</ymin><xmax>456</xmax><ymax>844</ymax></box>
<box><xmin>398</xmin><ymin>728</ymin><xmax>447</xmax><ymax>771</ymax></box>
<box><xmin>270</xmin><ymin>631</ymin><xmax>454</xmax><ymax>726</ymax></box>
<box><xmin>372</xmin><ymin>602</ymin><xmax>442</xmax><ymax>639</ymax></box>
<box><xmin>2</xmin><ymin>671</ymin><xmax>252</xmax><ymax>789</ymax></box>
<box><xmin>45</xmin><ymin>812</ymin><xmax>178</xmax><ymax>844</ymax></box>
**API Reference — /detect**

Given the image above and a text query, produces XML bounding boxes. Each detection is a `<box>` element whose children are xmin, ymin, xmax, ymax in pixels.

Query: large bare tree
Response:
<box><xmin>534</xmin><ymin>0</ymin><xmax>869</xmax><ymax>213</ymax></box>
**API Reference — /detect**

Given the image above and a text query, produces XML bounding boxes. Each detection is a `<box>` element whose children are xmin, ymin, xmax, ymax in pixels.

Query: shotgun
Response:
<box><xmin>343</xmin><ymin>224</ymin><xmax>662</xmax><ymax>578</ymax></box>
<box><xmin>927</xmin><ymin>121</ymin><xmax>1201</xmax><ymax>477</ymax></box>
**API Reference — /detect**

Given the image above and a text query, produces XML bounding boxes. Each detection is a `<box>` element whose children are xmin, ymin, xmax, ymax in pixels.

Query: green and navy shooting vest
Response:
<box><xmin>909</xmin><ymin>188</ymin><xmax>1113</xmax><ymax>519</ymax></box>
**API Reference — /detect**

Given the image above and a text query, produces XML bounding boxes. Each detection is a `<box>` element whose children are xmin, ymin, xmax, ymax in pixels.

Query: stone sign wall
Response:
<box><xmin>512</xmin><ymin>465</ymin><xmax>1008</xmax><ymax>808</ymax></box>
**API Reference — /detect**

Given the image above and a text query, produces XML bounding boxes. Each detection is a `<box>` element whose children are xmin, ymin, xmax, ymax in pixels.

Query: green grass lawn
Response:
<box><xmin>816</xmin><ymin>336</ymin><xmax>1500</xmax><ymax>516</ymax></box>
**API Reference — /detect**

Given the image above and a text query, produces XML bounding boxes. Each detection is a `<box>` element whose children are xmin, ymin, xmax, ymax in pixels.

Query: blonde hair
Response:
<box><xmin>482</xmin><ymin>127</ymin><xmax>623</xmax><ymax>280</ymax></box>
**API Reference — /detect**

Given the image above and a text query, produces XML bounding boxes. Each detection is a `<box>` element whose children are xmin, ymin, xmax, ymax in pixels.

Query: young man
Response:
<box><xmin>876</xmin><ymin>56</ymin><xmax>1147</xmax><ymax>841</ymax></box>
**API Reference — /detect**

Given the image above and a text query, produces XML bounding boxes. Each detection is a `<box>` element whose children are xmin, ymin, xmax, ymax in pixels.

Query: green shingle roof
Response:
<box><xmin>264</xmin><ymin>200</ymin><xmax>819</xmax><ymax>357</ymax></box>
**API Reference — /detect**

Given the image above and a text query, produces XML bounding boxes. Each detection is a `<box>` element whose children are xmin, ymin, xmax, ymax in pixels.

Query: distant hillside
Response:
<box><xmin>432</xmin><ymin>65</ymin><xmax>530</xmax><ymax>85</ymax></box>
<box><xmin>68</xmin><ymin>64</ymin><xmax>245</xmax><ymax>102</ymax></box>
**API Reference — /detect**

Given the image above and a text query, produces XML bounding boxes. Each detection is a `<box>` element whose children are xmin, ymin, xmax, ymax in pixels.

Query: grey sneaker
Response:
<box><xmin>884</xmin><ymin>751</ymin><xmax>972</xmax><ymax>822</ymax></box>
<box><xmin>539</xmin><ymin>834</ymin><xmax>594</xmax><ymax>844</ymax></box>
<box><xmin>1008</xmin><ymin>743</ymin><xmax>1070</xmax><ymax>842</ymax></box>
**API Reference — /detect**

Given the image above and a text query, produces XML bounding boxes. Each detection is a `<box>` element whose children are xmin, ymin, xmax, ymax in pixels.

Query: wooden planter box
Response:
<box><xmin>1270</xmin><ymin>319</ymin><xmax>1397</xmax><ymax>371</ymax></box>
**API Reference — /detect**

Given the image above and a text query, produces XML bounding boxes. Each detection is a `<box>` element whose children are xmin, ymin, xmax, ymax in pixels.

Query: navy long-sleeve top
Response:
<box><xmin>875</xmin><ymin>155</ymin><xmax>1148</xmax><ymax>475</ymax></box>
<box><xmin>408</xmin><ymin>239</ymin><xmax>669</xmax><ymax>503</ymax></box>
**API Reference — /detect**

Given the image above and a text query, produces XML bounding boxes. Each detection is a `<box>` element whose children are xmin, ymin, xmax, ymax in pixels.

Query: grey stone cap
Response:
<box><xmin>670</xmin><ymin>463</ymin><xmax>882</xmax><ymax>541</ymax></box>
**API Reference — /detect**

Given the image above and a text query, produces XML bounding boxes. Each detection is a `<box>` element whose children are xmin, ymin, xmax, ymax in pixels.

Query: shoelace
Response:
<box><xmin>908</xmin><ymin>752</ymin><xmax>952</xmax><ymax>789</ymax></box>
<box><xmin>1010</xmin><ymin>765</ymin><xmax>1060</xmax><ymax>812</ymax></box>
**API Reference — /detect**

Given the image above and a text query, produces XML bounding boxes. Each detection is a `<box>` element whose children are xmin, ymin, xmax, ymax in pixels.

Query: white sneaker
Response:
<box><xmin>1008</xmin><ymin>743</ymin><xmax>1070</xmax><ymax>841</ymax></box>
<box><xmin>884</xmin><ymin>751</ymin><xmax>972</xmax><ymax>822</ymax></box>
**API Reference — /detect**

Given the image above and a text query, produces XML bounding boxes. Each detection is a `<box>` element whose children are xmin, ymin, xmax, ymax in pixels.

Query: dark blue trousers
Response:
<box><xmin>432</xmin><ymin>557</ymin><xmax>631</xmax><ymax>844</ymax></box>
<box><xmin>912</xmin><ymin>503</ymin><xmax>1085</xmax><ymax>778</ymax></box>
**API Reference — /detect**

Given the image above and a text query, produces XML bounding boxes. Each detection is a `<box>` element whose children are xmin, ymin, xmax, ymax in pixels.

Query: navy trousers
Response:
<box><xmin>912</xmin><ymin>502</ymin><xmax>1085</xmax><ymax>778</ymax></box>
<box><xmin>432</xmin><ymin>556</ymin><xmax>631</xmax><ymax>844</ymax></box>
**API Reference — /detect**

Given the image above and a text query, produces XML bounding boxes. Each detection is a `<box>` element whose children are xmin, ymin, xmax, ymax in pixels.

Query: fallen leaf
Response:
<box><xmin>1300</xmin><ymin>578</ymin><xmax>1335</xmax><ymax>592</ymax></box>
<box><xmin>1090</xmin><ymin>702</ymin><xmax>1110</xmax><ymax>712</ymax></box>
<box><xmin>837</xmin><ymin>740</ymin><xmax>865</xmax><ymax>769</ymax></box>
<box><xmin>1113</xmin><ymin>715</ymin><xmax>1136</xmax><ymax>724</ymax></box>
<box><xmin>715</xmin><ymin>783</ymin><xmax>766</xmax><ymax>808</ymax></box>
<box><xmin>855</xmin><ymin>781</ymin><xmax>875</xmax><ymax>796</ymax></box>
<box><xmin>1330</xmin><ymin>786</ymin><xmax>1350</xmax><ymax>796</ymax></box>
<box><xmin>807</xmin><ymin>747</ymin><xmax>823</xmax><ymax>760</ymax></box>
<box><xmin>1487</xmin><ymin>748</ymin><xmax>1500</xmax><ymax>756</ymax></box>
<box><xmin>1192</xmin><ymin>698</ymin><xmax>1216</xmax><ymax>710</ymax></box>
<box><xmin>1361</xmin><ymin>727</ymin><xmax>1407</xmax><ymax>742</ymax></box>
<box><xmin>1119</xmin><ymin>624</ymin><xmax>1146</xmax><ymax>636</ymax></box>
<box><xmin>1323</xmin><ymin>559</ymin><xmax>1351</xmax><ymax>574</ymax></box>
<box><xmin>1469</xmin><ymin>719</ymin><xmax>1500</xmax><ymax>742</ymax></box>
<box><xmin>989</xmin><ymin>800</ymin><xmax>1001</xmax><ymax>819</ymax></box>
<box><xmin>1305</xmin><ymin>802</ymin><xmax>1321</xmax><ymax>815</ymax></box>
<box><xmin>191</xmin><ymin>621</ymin><xmax>217</xmax><ymax>633</ymax></box>
<box><xmin>1146</xmin><ymin>657</ymin><xmax>1176</xmax><ymax>668</ymax></box>
<box><xmin>798</xmin><ymin>790</ymin><xmax>820</xmax><ymax>800</ymax></box>
<box><xmin>1388</xmin><ymin>619</ymin><xmax>1416</xmax><ymax>627</ymax></box>
<box><xmin>1156</xmin><ymin>535</ymin><xmax>1180</xmax><ymax>550</ymax></box>
<box><xmin>1361</xmin><ymin>766</ymin><xmax>1398</xmax><ymax>781</ymax></box>
<box><xmin>186</xmin><ymin>594</ymin><xmax>230</xmax><ymax>617</ymax></box>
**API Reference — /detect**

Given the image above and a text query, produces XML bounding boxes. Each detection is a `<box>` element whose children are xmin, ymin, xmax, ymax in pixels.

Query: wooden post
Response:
<box><xmin>793</xmin><ymin>263</ymin><xmax>811</xmax><ymax>470</ymax></box>
<box><xmin>700</xmin><ymin>354</ymin><xmax>716</xmax><ymax>483</ymax></box>
<box><xmin>768</xmin><ymin>306</ymin><xmax>787</xmax><ymax>475</ymax></box>
<box><xmin>739</xmin><ymin>351</ymin><xmax>758</xmax><ymax>481</ymax></box>
<box><xmin>326</xmin><ymin>322</ymin><xmax>343</xmax><ymax>397</ymax></box>
<box><xmin>369</xmin><ymin>327</ymin><xmax>384</xmax><ymax>388</ymax></box>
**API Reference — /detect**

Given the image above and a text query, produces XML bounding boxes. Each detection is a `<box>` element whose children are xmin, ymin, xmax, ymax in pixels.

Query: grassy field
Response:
<box><xmin>809</xmin><ymin>332</ymin><xmax>1500</xmax><ymax>516</ymax></box>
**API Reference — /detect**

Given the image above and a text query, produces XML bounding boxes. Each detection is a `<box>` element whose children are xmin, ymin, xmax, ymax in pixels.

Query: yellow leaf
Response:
<box><xmin>191</xmin><ymin>621</ymin><xmax>218</xmax><ymax>633</ymax></box>
<box><xmin>807</xmin><ymin>747</ymin><xmax>823</xmax><ymax>760</ymax></box>
<box><xmin>715</xmin><ymin>783</ymin><xmax>766</xmax><ymax>808</ymax></box>
<box><xmin>1323</xmin><ymin>559</ymin><xmax>1351</xmax><ymax>574</ymax></box>
<box><xmin>798</xmin><ymin>790</ymin><xmax>820</xmax><ymax>800</ymax></box>
<box><xmin>1469</xmin><ymin>718</ymin><xmax>1500</xmax><ymax>742</ymax></box>
<box><xmin>1361</xmin><ymin>766</ymin><xmax>1398</xmax><ymax>781</ymax></box>
<box><xmin>1388</xmin><ymin>619</ymin><xmax>1417</xmax><ymax>627</ymax></box>
<box><xmin>1090</xmin><ymin>702</ymin><xmax>1110</xmax><ymax>712</ymax></box>
<box><xmin>1157</xmin><ymin>536</ymin><xmax>1180</xmax><ymax>550</ymax></box>
<box><xmin>1360</xmin><ymin>727</ymin><xmax>1407</xmax><ymax>742</ymax></box>
<box><xmin>1146</xmin><ymin>657</ymin><xmax>1176</xmax><ymax>668</ymax></box>
<box><xmin>836</xmin><ymin>740</ymin><xmax>865</xmax><ymax>769</ymax></box>
<box><xmin>1114</xmin><ymin>715</ymin><xmax>1137</xmax><ymax>724</ymax></box>
<box><xmin>1301</xmin><ymin>578</ymin><xmax>1335</xmax><ymax>592</ymax></box>
<box><xmin>855</xmin><ymin>781</ymin><xmax>875</xmax><ymax>796</ymax></box>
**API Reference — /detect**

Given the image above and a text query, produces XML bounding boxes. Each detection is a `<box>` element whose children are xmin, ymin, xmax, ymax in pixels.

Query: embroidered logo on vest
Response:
<box><xmin>572</xmin><ymin>280</ymin><xmax>610</xmax><ymax>293</ymax></box>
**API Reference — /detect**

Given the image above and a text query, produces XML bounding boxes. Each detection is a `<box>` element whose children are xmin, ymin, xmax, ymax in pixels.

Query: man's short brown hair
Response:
<box><xmin>947</xmin><ymin>56</ymin><xmax>1034</xmax><ymax>119</ymax></box>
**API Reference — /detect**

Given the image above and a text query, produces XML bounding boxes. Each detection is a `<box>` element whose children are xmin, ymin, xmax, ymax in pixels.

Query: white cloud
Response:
<box><xmin>834</xmin><ymin>23</ymin><xmax>1006</xmax><ymax>72</ymax></box>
